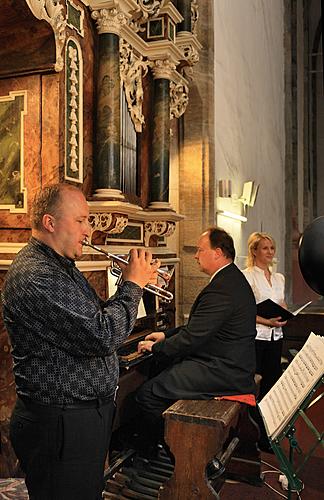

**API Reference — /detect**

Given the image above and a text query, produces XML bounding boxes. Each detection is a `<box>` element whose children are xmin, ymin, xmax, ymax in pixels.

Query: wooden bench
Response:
<box><xmin>159</xmin><ymin>399</ymin><xmax>261</xmax><ymax>499</ymax></box>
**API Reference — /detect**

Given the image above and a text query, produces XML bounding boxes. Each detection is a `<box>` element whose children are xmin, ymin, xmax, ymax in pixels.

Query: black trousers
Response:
<box><xmin>253</xmin><ymin>338</ymin><xmax>283</xmax><ymax>449</ymax></box>
<box><xmin>255</xmin><ymin>337</ymin><xmax>283</xmax><ymax>400</ymax></box>
<box><xmin>132</xmin><ymin>375</ymin><xmax>177</xmax><ymax>456</ymax></box>
<box><xmin>10</xmin><ymin>397</ymin><xmax>115</xmax><ymax>500</ymax></box>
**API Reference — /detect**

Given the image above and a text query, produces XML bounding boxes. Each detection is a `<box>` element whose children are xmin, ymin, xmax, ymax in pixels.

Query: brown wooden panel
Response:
<box><xmin>41</xmin><ymin>74</ymin><xmax>61</xmax><ymax>186</ymax></box>
<box><xmin>0</xmin><ymin>0</ymin><xmax>56</xmax><ymax>78</ymax></box>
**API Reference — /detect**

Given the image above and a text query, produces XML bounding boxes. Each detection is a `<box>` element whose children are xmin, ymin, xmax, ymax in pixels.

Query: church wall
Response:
<box><xmin>176</xmin><ymin>0</ymin><xmax>286</xmax><ymax>321</ymax></box>
<box><xmin>213</xmin><ymin>0</ymin><xmax>286</xmax><ymax>273</ymax></box>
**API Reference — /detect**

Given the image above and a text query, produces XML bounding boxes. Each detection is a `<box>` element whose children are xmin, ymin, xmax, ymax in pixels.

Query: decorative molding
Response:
<box><xmin>65</xmin><ymin>38</ymin><xmax>83</xmax><ymax>182</ymax></box>
<box><xmin>120</xmin><ymin>39</ymin><xmax>150</xmax><ymax>132</ymax></box>
<box><xmin>76</xmin><ymin>260</ymin><xmax>111</xmax><ymax>271</ymax></box>
<box><xmin>93</xmin><ymin>188</ymin><xmax>125</xmax><ymax>200</ymax></box>
<box><xmin>129</xmin><ymin>0</ymin><xmax>164</xmax><ymax>32</ymax></box>
<box><xmin>0</xmin><ymin>242</ymin><xmax>27</xmax><ymax>254</ymax></box>
<box><xmin>144</xmin><ymin>220</ymin><xmax>176</xmax><ymax>247</ymax></box>
<box><xmin>170</xmin><ymin>80</ymin><xmax>189</xmax><ymax>119</ymax></box>
<box><xmin>105</xmin><ymin>221</ymin><xmax>143</xmax><ymax>244</ymax></box>
<box><xmin>91</xmin><ymin>7</ymin><xmax>128</xmax><ymax>35</ymax></box>
<box><xmin>67</xmin><ymin>0</ymin><xmax>85</xmax><ymax>37</ymax></box>
<box><xmin>25</xmin><ymin>0</ymin><xmax>67</xmax><ymax>71</ymax></box>
<box><xmin>151</xmin><ymin>58</ymin><xmax>176</xmax><ymax>79</ymax></box>
<box><xmin>0</xmin><ymin>91</ymin><xmax>28</xmax><ymax>213</ymax></box>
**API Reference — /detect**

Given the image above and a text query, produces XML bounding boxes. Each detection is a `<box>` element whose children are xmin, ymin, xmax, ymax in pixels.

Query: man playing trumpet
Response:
<box><xmin>1</xmin><ymin>183</ymin><xmax>159</xmax><ymax>500</ymax></box>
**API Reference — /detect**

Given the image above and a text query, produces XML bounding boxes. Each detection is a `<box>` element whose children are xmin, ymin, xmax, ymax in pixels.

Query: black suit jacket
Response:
<box><xmin>151</xmin><ymin>263</ymin><xmax>257</xmax><ymax>399</ymax></box>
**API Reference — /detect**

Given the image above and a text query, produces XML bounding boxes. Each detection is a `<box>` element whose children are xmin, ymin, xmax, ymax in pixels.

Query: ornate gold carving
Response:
<box><xmin>130</xmin><ymin>0</ymin><xmax>164</xmax><ymax>32</ymax></box>
<box><xmin>26</xmin><ymin>0</ymin><xmax>67</xmax><ymax>71</ymax></box>
<box><xmin>191</xmin><ymin>0</ymin><xmax>199</xmax><ymax>36</ymax></box>
<box><xmin>88</xmin><ymin>213</ymin><xmax>113</xmax><ymax>241</ymax></box>
<box><xmin>88</xmin><ymin>213</ymin><xmax>128</xmax><ymax>241</ymax></box>
<box><xmin>108</xmin><ymin>215</ymin><xmax>128</xmax><ymax>234</ymax></box>
<box><xmin>170</xmin><ymin>80</ymin><xmax>189</xmax><ymax>119</ymax></box>
<box><xmin>178</xmin><ymin>44</ymin><xmax>199</xmax><ymax>66</ymax></box>
<box><xmin>151</xmin><ymin>58</ymin><xmax>176</xmax><ymax>80</ymax></box>
<box><xmin>144</xmin><ymin>221</ymin><xmax>175</xmax><ymax>247</ymax></box>
<box><xmin>91</xmin><ymin>8</ymin><xmax>127</xmax><ymax>35</ymax></box>
<box><xmin>120</xmin><ymin>40</ymin><xmax>150</xmax><ymax>132</ymax></box>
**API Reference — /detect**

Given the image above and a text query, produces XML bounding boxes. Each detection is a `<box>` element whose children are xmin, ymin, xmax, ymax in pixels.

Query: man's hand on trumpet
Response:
<box><xmin>119</xmin><ymin>248</ymin><xmax>160</xmax><ymax>289</ymax></box>
<box><xmin>137</xmin><ymin>331</ymin><xmax>165</xmax><ymax>353</ymax></box>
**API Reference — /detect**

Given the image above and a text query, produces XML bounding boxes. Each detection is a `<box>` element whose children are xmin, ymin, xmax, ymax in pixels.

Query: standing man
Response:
<box><xmin>1</xmin><ymin>183</ymin><xmax>158</xmax><ymax>500</ymax></box>
<box><xmin>135</xmin><ymin>227</ymin><xmax>257</xmax><ymax>455</ymax></box>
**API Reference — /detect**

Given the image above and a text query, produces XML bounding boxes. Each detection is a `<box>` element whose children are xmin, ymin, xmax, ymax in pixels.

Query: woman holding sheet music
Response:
<box><xmin>243</xmin><ymin>232</ymin><xmax>287</xmax><ymax>451</ymax></box>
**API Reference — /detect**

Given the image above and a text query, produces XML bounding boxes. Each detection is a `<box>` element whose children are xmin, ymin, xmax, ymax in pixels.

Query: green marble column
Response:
<box><xmin>150</xmin><ymin>78</ymin><xmax>170</xmax><ymax>205</ymax></box>
<box><xmin>95</xmin><ymin>33</ymin><xmax>121</xmax><ymax>193</ymax></box>
<box><xmin>177</xmin><ymin>0</ymin><xmax>191</xmax><ymax>32</ymax></box>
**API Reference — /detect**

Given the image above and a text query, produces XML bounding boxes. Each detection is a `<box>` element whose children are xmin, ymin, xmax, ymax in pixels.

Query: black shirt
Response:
<box><xmin>1</xmin><ymin>237</ymin><xmax>142</xmax><ymax>404</ymax></box>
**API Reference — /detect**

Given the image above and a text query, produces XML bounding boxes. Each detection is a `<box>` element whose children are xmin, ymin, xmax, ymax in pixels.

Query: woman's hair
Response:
<box><xmin>31</xmin><ymin>183</ymin><xmax>81</xmax><ymax>230</ymax></box>
<box><xmin>246</xmin><ymin>232</ymin><xmax>276</xmax><ymax>267</ymax></box>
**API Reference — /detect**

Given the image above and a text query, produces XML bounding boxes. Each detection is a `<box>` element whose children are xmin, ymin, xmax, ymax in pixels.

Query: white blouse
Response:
<box><xmin>242</xmin><ymin>266</ymin><xmax>285</xmax><ymax>341</ymax></box>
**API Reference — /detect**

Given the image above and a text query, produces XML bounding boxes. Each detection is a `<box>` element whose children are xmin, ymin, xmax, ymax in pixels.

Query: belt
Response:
<box><xmin>20</xmin><ymin>394</ymin><xmax>114</xmax><ymax>410</ymax></box>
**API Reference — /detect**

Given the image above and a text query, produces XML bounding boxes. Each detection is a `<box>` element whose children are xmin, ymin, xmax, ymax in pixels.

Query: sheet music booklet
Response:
<box><xmin>259</xmin><ymin>332</ymin><xmax>324</xmax><ymax>439</ymax></box>
<box><xmin>256</xmin><ymin>299</ymin><xmax>312</xmax><ymax>321</ymax></box>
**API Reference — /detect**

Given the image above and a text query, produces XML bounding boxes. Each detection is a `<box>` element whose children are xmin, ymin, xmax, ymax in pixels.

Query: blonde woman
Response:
<box><xmin>243</xmin><ymin>232</ymin><xmax>287</xmax><ymax>452</ymax></box>
<box><xmin>243</xmin><ymin>232</ymin><xmax>287</xmax><ymax>398</ymax></box>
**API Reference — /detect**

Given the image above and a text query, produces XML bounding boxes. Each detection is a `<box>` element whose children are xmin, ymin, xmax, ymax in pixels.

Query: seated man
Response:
<box><xmin>135</xmin><ymin>226</ymin><xmax>257</xmax><ymax>456</ymax></box>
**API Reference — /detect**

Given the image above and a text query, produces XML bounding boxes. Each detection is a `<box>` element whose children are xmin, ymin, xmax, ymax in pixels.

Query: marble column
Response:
<box><xmin>91</xmin><ymin>8</ymin><xmax>126</xmax><ymax>200</ymax></box>
<box><xmin>149</xmin><ymin>60</ymin><xmax>174</xmax><ymax>210</ymax></box>
<box><xmin>176</xmin><ymin>0</ymin><xmax>191</xmax><ymax>32</ymax></box>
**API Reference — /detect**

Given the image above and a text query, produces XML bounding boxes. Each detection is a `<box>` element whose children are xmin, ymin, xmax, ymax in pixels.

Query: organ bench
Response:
<box><xmin>159</xmin><ymin>399</ymin><xmax>262</xmax><ymax>499</ymax></box>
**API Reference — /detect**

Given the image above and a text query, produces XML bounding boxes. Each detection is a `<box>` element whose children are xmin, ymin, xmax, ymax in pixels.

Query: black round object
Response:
<box><xmin>298</xmin><ymin>216</ymin><xmax>324</xmax><ymax>295</ymax></box>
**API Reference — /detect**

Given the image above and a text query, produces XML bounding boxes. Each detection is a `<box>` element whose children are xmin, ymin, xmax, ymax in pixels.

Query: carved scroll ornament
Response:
<box><xmin>170</xmin><ymin>81</ymin><xmax>189</xmax><ymax>119</ymax></box>
<box><xmin>120</xmin><ymin>40</ymin><xmax>150</xmax><ymax>132</ymax></box>
<box><xmin>88</xmin><ymin>213</ymin><xmax>128</xmax><ymax>241</ymax></box>
<box><xmin>130</xmin><ymin>0</ymin><xmax>164</xmax><ymax>32</ymax></box>
<box><xmin>88</xmin><ymin>213</ymin><xmax>113</xmax><ymax>241</ymax></box>
<box><xmin>108</xmin><ymin>215</ymin><xmax>128</xmax><ymax>234</ymax></box>
<box><xmin>26</xmin><ymin>0</ymin><xmax>67</xmax><ymax>71</ymax></box>
<box><xmin>144</xmin><ymin>221</ymin><xmax>176</xmax><ymax>247</ymax></box>
<box><xmin>191</xmin><ymin>0</ymin><xmax>199</xmax><ymax>36</ymax></box>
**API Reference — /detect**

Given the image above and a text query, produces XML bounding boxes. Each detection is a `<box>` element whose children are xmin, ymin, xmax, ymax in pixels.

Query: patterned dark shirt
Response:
<box><xmin>1</xmin><ymin>237</ymin><xmax>142</xmax><ymax>404</ymax></box>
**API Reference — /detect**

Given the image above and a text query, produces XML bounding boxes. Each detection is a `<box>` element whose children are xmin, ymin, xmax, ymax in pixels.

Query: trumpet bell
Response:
<box><xmin>298</xmin><ymin>216</ymin><xmax>324</xmax><ymax>295</ymax></box>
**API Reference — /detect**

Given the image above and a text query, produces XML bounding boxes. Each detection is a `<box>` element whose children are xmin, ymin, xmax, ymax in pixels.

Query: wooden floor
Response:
<box><xmin>222</xmin><ymin>451</ymin><xmax>324</xmax><ymax>499</ymax></box>
<box><xmin>1</xmin><ymin>451</ymin><xmax>323</xmax><ymax>499</ymax></box>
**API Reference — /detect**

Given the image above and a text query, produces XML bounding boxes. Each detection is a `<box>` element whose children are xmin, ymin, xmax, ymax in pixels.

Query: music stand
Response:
<box><xmin>264</xmin><ymin>377</ymin><xmax>324</xmax><ymax>499</ymax></box>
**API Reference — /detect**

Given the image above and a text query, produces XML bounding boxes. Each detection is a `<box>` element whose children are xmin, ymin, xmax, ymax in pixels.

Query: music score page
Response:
<box><xmin>259</xmin><ymin>332</ymin><xmax>324</xmax><ymax>439</ymax></box>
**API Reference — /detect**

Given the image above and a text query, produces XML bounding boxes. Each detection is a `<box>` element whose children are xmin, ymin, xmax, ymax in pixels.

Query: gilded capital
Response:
<box><xmin>151</xmin><ymin>59</ymin><xmax>176</xmax><ymax>80</ymax></box>
<box><xmin>91</xmin><ymin>8</ymin><xmax>127</xmax><ymax>35</ymax></box>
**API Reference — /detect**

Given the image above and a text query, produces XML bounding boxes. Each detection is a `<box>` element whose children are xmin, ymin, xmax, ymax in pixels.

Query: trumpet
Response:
<box><xmin>82</xmin><ymin>240</ymin><xmax>174</xmax><ymax>303</ymax></box>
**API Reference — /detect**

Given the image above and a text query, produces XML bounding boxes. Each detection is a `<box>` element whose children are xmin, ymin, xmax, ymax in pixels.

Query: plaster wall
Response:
<box><xmin>214</xmin><ymin>0</ymin><xmax>286</xmax><ymax>273</ymax></box>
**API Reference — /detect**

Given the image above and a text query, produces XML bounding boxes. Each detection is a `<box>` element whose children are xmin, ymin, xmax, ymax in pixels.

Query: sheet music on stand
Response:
<box><xmin>259</xmin><ymin>332</ymin><xmax>324</xmax><ymax>439</ymax></box>
<box><xmin>258</xmin><ymin>332</ymin><xmax>324</xmax><ymax>495</ymax></box>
